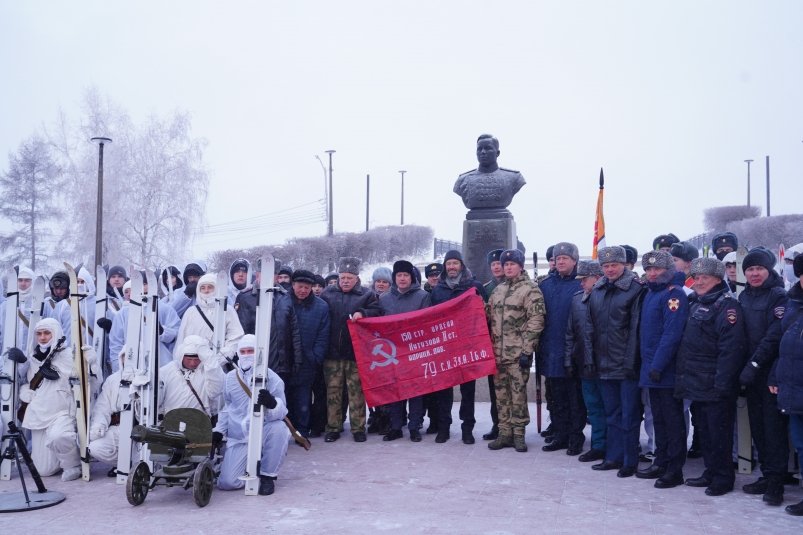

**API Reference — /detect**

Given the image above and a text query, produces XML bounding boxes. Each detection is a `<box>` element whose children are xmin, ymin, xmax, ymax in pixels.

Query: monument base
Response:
<box><xmin>462</xmin><ymin>217</ymin><xmax>516</xmax><ymax>285</ymax></box>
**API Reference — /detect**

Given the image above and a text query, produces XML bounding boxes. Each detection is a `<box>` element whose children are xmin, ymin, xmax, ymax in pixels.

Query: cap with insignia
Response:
<box><xmin>598</xmin><ymin>246</ymin><xmax>627</xmax><ymax>265</ymax></box>
<box><xmin>690</xmin><ymin>257</ymin><xmax>726</xmax><ymax>279</ymax></box>
<box><xmin>553</xmin><ymin>242</ymin><xmax>579</xmax><ymax>262</ymax></box>
<box><xmin>424</xmin><ymin>262</ymin><xmax>443</xmax><ymax>278</ymax></box>
<box><xmin>486</xmin><ymin>249</ymin><xmax>504</xmax><ymax>265</ymax></box>
<box><xmin>641</xmin><ymin>250</ymin><xmax>674</xmax><ymax>270</ymax></box>
<box><xmin>337</xmin><ymin>257</ymin><xmax>361</xmax><ymax>275</ymax></box>
<box><xmin>576</xmin><ymin>260</ymin><xmax>603</xmax><ymax>279</ymax></box>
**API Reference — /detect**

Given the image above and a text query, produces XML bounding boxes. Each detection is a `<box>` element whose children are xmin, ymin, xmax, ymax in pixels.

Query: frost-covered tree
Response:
<box><xmin>0</xmin><ymin>134</ymin><xmax>63</xmax><ymax>270</ymax></box>
<box><xmin>49</xmin><ymin>88</ymin><xmax>208</xmax><ymax>269</ymax></box>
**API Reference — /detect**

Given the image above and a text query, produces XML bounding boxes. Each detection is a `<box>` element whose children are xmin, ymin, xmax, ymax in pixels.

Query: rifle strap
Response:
<box><xmin>184</xmin><ymin>378</ymin><xmax>208</xmax><ymax>415</ymax></box>
<box><xmin>235</xmin><ymin>371</ymin><xmax>252</xmax><ymax>399</ymax></box>
<box><xmin>195</xmin><ymin>305</ymin><xmax>215</xmax><ymax>332</ymax></box>
<box><xmin>17</xmin><ymin>309</ymin><xmax>29</xmax><ymax>328</ymax></box>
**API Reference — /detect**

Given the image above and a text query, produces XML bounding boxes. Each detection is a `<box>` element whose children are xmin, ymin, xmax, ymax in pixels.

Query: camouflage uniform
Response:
<box><xmin>486</xmin><ymin>271</ymin><xmax>546</xmax><ymax>442</ymax></box>
<box><xmin>324</xmin><ymin>359</ymin><xmax>366</xmax><ymax>434</ymax></box>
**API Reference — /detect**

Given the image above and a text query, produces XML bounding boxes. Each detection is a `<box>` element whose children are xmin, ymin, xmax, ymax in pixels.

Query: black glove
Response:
<box><xmin>564</xmin><ymin>365</ymin><xmax>575</xmax><ymax>378</ymax></box>
<box><xmin>648</xmin><ymin>370</ymin><xmax>662</xmax><ymax>383</ymax></box>
<box><xmin>5</xmin><ymin>347</ymin><xmax>26</xmax><ymax>364</ymax></box>
<box><xmin>97</xmin><ymin>317</ymin><xmax>113</xmax><ymax>332</ymax></box>
<box><xmin>583</xmin><ymin>363</ymin><xmax>596</xmax><ymax>378</ymax></box>
<box><xmin>184</xmin><ymin>282</ymin><xmax>197</xmax><ymax>298</ymax></box>
<box><xmin>257</xmin><ymin>388</ymin><xmax>277</xmax><ymax>409</ymax></box>
<box><xmin>39</xmin><ymin>363</ymin><xmax>60</xmax><ymax>381</ymax></box>
<box><xmin>518</xmin><ymin>353</ymin><xmax>532</xmax><ymax>371</ymax></box>
<box><xmin>211</xmin><ymin>431</ymin><xmax>224</xmax><ymax>449</ymax></box>
<box><xmin>739</xmin><ymin>362</ymin><xmax>759</xmax><ymax>386</ymax></box>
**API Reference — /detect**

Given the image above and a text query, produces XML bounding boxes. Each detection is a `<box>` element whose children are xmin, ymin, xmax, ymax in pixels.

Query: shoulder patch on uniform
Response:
<box><xmin>726</xmin><ymin>308</ymin><xmax>737</xmax><ymax>325</ymax></box>
<box><xmin>774</xmin><ymin>306</ymin><xmax>784</xmax><ymax>319</ymax></box>
<box><xmin>668</xmin><ymin>298</ymin><xmax>680</xmax><ymax>312</ymax></box>
<box><xmin>459</xmin><ymin>168</ymin><xmax>477</xmax><ymax>177</ymax></box>
<box><xmin>499</xmin><ymin>167</ymin><xmax>520</xmax><ymax>174</ymax></box>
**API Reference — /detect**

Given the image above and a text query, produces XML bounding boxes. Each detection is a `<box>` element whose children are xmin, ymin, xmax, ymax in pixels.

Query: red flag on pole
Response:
<box><xmin>592</xmin><ymin>168</ymin><xmax>606</xmax><ymax>259</ymax></box>
<box><xmin>348</xmin><ymin>288</ymin><xmax>496</xmax><ymax>406</ymax></box>
<box><xmin>779</xmin><ymin>243</ymin><xmax>785</xmax><ymax>275</ymax></box>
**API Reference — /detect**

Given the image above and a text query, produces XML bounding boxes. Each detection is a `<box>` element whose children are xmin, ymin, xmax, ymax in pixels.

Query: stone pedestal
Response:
<box><xmin>462</xmin><ymin>211</ymin><xmax>516</xmax><ymax>285</ymax></box>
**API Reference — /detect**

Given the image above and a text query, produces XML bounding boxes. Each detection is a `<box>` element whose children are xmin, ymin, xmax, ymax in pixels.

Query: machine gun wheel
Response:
<box><xmin>192</xmin><ymin>460</ymin><xmax>214</xmax><ymax>507</ymax></box>
<box><xmin>126</xmin><ymin>461</ymin><xmax>151</xmax><ymax>506</ymax></box>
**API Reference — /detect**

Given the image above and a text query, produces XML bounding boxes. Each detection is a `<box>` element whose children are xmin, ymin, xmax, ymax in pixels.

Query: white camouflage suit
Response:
<box><xmin>19</xmin><ymin>318</ymin><xmax>82</xmax><ymax>479</ymax></box>
<box><xmin>158</xmin><ymin>335</ymin><xmax>224</xmax><ymax>416</ymax></box>
<box><xmin>215</xmin><ymin>335</ymin><xmax>290</xmax><ymax>490</ymax></box>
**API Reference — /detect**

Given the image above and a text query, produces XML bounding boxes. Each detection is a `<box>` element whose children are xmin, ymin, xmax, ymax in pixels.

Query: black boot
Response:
<box><xmin>742</xmin><ymin>476</ymin><xmax>768</xmax><ymax>495</ymax></box>
<box><xmin>687</xmin><ymin>431</ymin><xmax>702</xmax><ymax>459</ymax></box>
<box><xmin>258</xmin><ymin>476</ymin><xmax>276</xmax><ymax>496</ymax></box>
<box><xmin>482</xmin><ymin>426</ymin><xmax>499</xmax><ymax>441</ymax></box>
<box><xmin>763</xmin><ymin>477</ymin><xmax>784</xmax><ymax>506</ymax></box>
<box><xmin>785</xmin><ymin>499</ymin><xmax>803</xmax><ymax>516</ymax></box>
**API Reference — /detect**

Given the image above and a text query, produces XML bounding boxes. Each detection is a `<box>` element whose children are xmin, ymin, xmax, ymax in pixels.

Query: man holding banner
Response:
<box><xmin>486</xmin><ymin>249</ymin><xmax>545</xmax><ymax>452</ymax></box>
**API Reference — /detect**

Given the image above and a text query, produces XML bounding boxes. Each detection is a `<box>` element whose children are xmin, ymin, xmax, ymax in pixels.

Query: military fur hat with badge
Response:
<box><xmin>338</xmin><ymin>257</ymin><xmax>361</xmax><ymax>275</ymax></box>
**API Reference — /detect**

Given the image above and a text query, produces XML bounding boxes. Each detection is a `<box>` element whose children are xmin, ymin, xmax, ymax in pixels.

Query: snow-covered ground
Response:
<box><xmin>2</xmin><ymin>402</ymin><xmax>801</xmax><ymax>534</ymax></box>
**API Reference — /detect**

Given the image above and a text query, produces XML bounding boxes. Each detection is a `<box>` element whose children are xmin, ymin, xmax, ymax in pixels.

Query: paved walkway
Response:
<box><xmin>2</xmin><ymin>402</ymin><xmax>801</xmax><ymax>534</ymax></box>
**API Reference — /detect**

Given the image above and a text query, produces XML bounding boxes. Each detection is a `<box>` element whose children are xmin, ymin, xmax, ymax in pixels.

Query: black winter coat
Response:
<box><xmin>320</xmin><ymin>284</ymin><xmax>381</xmax><ymax>360</ymax></box>
<box><xmin>738</xmin><ymin>270</ymin><xmax>787</xmax><ymax>376</ymax></box>
<box><xmin>564</xmin><ymin>290</ymin><xmax>591</xmax><ymax>373</ymax></box>
<box><xmin>674</xmin><ymin>282</ymin><xmax>747</xmax><ymax>402</ymax></box>
<box><xmin>583</xmin><ymin>270</ymin><xmax>645</xmax><ymax>380</ymax></box>
<box><xmin>770</xmin><ymin>283</ymin><xmax>803</xmax><ymax>414</ymax></box>
<box><xmin>235</xmin><ymin>288</ymin><xmax>303</xmax><ymax>375</ymax></box>
<box><xmin>290</xmin><ymin>290</ymin><xmax>330</xmax><ymax>384</ymax></box>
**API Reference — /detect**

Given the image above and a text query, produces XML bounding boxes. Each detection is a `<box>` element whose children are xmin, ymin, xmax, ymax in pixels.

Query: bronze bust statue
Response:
<box><xmin>453</xmin><ymin>134</ymin><xmax>525</xmax><ymax>212</ymax></box>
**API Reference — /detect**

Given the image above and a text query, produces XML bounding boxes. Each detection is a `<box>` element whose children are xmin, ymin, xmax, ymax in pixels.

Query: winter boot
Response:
<box><xmin>488</xmin><ymin>433</ymin><xmax>514</xmax><ymax>450</ymax></box>
<box><xmin>742</xmin><ymin>476</ymin><xmax>768</xmax><ymax>495</ymax></box>
<box><xmin>258</xmin><ymin>475</ymin><xmax>276</xmax><ymax>496</ymax></box>
<box><xmin>785</xmin><ymin>499</ymin><xmax>803</xmax><ymax>516</ymax></box>
<box><xmin>762</xmin><ymin>477</ymin><xmax>784</xmax><ymax>506</ymax></box>
<box><xmin>482</xmin><ymin>426</ymin><xmax>499</xmax><ymax>441</ymax></box>
<box><xmin>513</xmin><ymin>434</ymin><xmax>528</xmax><ymax>453</ymax></box>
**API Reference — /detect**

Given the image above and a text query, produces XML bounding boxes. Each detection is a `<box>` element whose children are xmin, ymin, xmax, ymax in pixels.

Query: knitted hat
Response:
<box><xmin>653</xmin><ymin>233</ymin><xmax>680</xmax><ymax>251</ymax></box>
<box><xmin>443</xmin><ymin>250</ymin><xmax>464</xmax><ymax>265</ymax></box>
<box><xmin>576</xmin><ymin>260</ymin><xmax>603</xmax><ymax>278</ymax></box>
<box><xmin>552</xmin><ymin>242</ymin><xmax>579</xmax><ymax>262</ymax></box>
<box><xmin>424</xmin><ymin>262</ymin><xmax>443</xmax><ymax>278</ymax></box>
<box><xmin>597</xmin><ymin>246</ymin><xmax>627</xmax><ymax>264</ymax></box>
<box><xmin>392</xmin><ymin>260</ymin><xmax>416</xmax><ymax>280</ymax></box>
<box><xmin>742</xmin><ymin>247</ymin><xmax>776</xmax><ymax>273</ymax></box>
<box><xmin>546</xmin><ymin>245</ymin><xmax>555</xmax><ymax>261</ymax></box>
<box><xmin>621</xmin><ymin>245</ymin><xmax>638</xmax><ymax>265</ymax></box>
<box><xmin>372</xmin><ymin>267</ymin><xmax>392</xmax><ymax>283</ymax></box>
<box><xmin>500</xmin><ymin>249</ymin><xmax>525</xmax><ymax>268</ymax></box>
<box><xmin>277</xmin><ymin>265</ymin><xmax>293</xmax><ymax>277</ymax></box>
<box><xmin>690</xmin><ymin>257</ymin><xmax>725</xmax><ymax>279</ymax></box>
<box><xmin>338</xmin><ymin>257</ymin><xmax>361</xmax><ymax>275</ymax></box>
<box><xmin>669</xmin><ymin>241</ymin><xmax>699</xmax><ymax>263</ymax></box>
<box><xmin>108</xmin><ymin>265</ymin><xmax>127</xmax><ymax>279</ymax></box>
<box><xmin>486</xmin><ymin>249</ymin><xmax>504</xmax><ymax>265</ymax></box>
<box><xmin>642</xmin><ymin>250</ymin><xmax>674</xmax><ymax>270</ymax></box>
<box><xmin>291</xmin><ymin>269</ymin><xmax>316</xmax><ymax>285</ymax></box>
<box><xmin>794</xmin><ymin>255</ymin><xmax>803</xmax><ymax>278</ymax></box>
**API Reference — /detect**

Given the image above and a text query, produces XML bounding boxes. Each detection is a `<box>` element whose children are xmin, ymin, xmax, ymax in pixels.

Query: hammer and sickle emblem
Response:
<box><xmin>370</xmin><ymin>336</ymin><xmax>398</xmax><ymax>370</ymax></box>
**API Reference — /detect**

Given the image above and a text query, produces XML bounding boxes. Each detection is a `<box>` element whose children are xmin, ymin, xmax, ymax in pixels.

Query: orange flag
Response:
<box><xmin>592</xmin><ymin>168</ymin><xmax>606</xmax><ymax>259</ymax></box>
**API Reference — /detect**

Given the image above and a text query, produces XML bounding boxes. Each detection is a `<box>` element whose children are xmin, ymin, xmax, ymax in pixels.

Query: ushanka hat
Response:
<box><xmin>500</xmin><ymin>249</ymin><xmax>525</xmax><ymax>268</ymax></box>
<box><xmin>641</xmin><ymin>250</ymin><xmax>674</xmax><ymax>270</ymax></box>
<box><xmin>291</xmin><ymin>269</ymin><xmax>316</xmax><ymax>285</ymax></box>
<box><xmin>486</xmin><ymin>249</ymin><xmax>504</xmax><ymax>265</ymax></box>
<box><xmin>576</xmin><ymin>260</ymin><xmax>603</xmax><ymax>278</ymax></box>
<box><xmin>552</xmin><ymin>242</ymin><xmax>579</xmax><ymax>262</ymax></box>
<box><xmin>690</xmin><ymin>257</ymin><xmax>725</xmax><ymax>279</ymax></box>
<box><xmin>669</xmin><ymin>241</ymin><xmax>699</xmax><ymax>263</ymax></box>
<box><xmin>653</xmin><ymin>233</ymin><xmax>680</xmax><ymax>251</ymax></box>
<box><xmin>338</xmin><ymin>257</ymin><xmax>361</xmax><ymax>275</ymax></box>
<box><xmin>597</xmin><ymin>246</ymin><xmax>627</xmax><ymax>264</ymax></box>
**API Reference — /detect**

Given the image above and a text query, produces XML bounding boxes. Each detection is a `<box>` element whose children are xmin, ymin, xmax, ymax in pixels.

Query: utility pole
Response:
<box><xmin>399</xmin><ymin>170</ymin><xmax>406</xmax><ymax>225</ymax></box>
<box><xmin>326</xmin><ymin>150</ymin><xmax>336</xmax><ymax>237</ymax></box>
<box><xmin>90</xmin><ymin>136</ymin><xmax>112</xmax><ymax>268</ymax></box>
<box><xmin>765</xmin><ymin>155</ymin><xmax>771</xmax><ymax>217</ymax></box>
<box><xmin>744</xmin><ymin>159</ymin><xmax>753</xmax><ymax>207</ymax></box>
<box><xmin>366</xmin><ymin>174</ymin><xmax>370</xmax><ymax>232</ymax></box>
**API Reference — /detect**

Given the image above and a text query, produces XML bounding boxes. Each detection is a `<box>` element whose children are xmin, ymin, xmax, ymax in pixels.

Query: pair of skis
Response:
<box><xmin>65</xmin><ymin>262</ymin><xmax>92</xmax><ymax>481</ymax></box>
<box><xmin>1</xmin><ymin>269</ymin><xmax>46</xmax><ymax>481</ymax></box>
<box><xmin>116</xmin><ymin>269</ymin><xmax>160</xmax><ymax>484</ymax></box>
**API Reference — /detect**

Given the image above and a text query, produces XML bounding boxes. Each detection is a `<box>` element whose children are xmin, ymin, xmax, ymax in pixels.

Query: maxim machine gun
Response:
<box><xmin>125</xmin><ymin>408</ymin><xmax>217</xmax><ymax>507</ymax></box>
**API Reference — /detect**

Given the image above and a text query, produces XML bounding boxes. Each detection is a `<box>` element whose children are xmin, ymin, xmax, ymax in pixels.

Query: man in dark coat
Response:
<box><xmin>676</xmin><ymin>257</ymin><xmax>746</xmax><ymax>496</ymax></box>
<box><xmin>636</xmin><ymin>250</ymin><xmax>689</xmax><ymax>488</ymax></box>
<box><xmin>378</xmin><ymin>260</ymin><xmax>431</xmax><ymax>442</ymax></box>
<box><xmin>736</xmin><ymin>247</ymin><xmax>789</xmax><ymax>505</ymax></box>
<box><xmin>319</xmin><ymin>257</ymin><xmax>381</xmax><ymax>443</ymax></box>
<box><xmin>583</xmin><ymin>246</ymin><xmax>645</xmax><ymax>478</ymax></box>
<box><xmin>539</xmin><ymin>242</ymin><xmax>585</xmax><ymax>455</ymax></box>
<box><xmin>430</xmin><ymin>250</ymin><xmax>486</xmax><ymax>444</ymax></box>
<box><xmin>288</xmin><ymin>269</ymin><xmax>330</xmax><ymax>438</ymax></box>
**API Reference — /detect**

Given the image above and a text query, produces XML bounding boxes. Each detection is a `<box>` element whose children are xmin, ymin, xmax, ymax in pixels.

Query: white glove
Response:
<box><xmin>19</xmin><ymin>386</ymin><xmax>35</xmax><ymax>404</ymax></box>
<box><xmin>82</xmin><ymin>346</ymin><xmax>97</xmax><ymax>366</ymax></box>
<box><xmin>89</xmin><ymin>424</ymin><xmax>107</xmax><ymax>441</ymax></box>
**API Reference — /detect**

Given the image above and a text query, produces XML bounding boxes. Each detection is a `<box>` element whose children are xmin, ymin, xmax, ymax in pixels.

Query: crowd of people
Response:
<box><xmin>1</xmin><ymin>231</ymin><xmax>802</xmax><ymax>516</ymax></box>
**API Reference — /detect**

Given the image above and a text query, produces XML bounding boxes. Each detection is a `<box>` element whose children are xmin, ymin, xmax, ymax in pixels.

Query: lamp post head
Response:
<box><xmin>91</xmin><ymin>137</ymin><xmax>113</xmax><ymax>145</ymax></box>
<box><xmin>325</xmin><ymin>149</ymin><xmax>336</xmax><ymax>155</ymax></box>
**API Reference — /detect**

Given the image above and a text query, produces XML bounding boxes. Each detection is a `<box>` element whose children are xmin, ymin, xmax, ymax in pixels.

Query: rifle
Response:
<box><xmin>532</xmin><ymin>252</ymin><xmax>542</xmax><ymax>433</ymax></box>
<box><xmin>16</xmin><ymin>336</ymin><xmax>67</xmax><ymax>422</ymax></box>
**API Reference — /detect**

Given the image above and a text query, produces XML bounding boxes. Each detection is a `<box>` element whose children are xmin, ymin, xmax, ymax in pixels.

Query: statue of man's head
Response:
<box><xmin>476</xmin><ymin>134</ymin><xmax>500</xmax><ymax>171</ymax></box>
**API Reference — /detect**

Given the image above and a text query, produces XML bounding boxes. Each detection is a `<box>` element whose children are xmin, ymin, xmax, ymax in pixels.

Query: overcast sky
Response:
<box><xmin>2</xmin><ymin>1</ymin><xmax>802</xmax><ymax>263</ymax></box>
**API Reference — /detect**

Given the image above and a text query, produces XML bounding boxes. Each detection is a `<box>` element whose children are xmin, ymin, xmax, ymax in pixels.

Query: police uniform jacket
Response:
<box><xmin>674</xmin><ymin>282</ymin><xmax>747</xmax><ymax>402</ymax></box>
<box><xmin>538</xmin><ymin>269</ymin><xmax>581</xmax><ymax>377</ymax></box>
<box><xmin>738</xmin><ymin>269</ymin><xmax>787</xmax><ymax>375</ymax></box>
<box><xmin>770</xmin><ymin>283</ymin><xmax>803</xmax><ymax>414</ymax></box>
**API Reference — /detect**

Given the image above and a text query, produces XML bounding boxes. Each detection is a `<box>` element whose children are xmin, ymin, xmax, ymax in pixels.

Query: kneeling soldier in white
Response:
<box><xmin>215</xmin><ymin>335</ymin><xmax>290</xmax><ymax>495</ymax></box>
<box><xmin>88</xmin><ymin>350</ymin><xmax>129</xmax><ymax>475</ymax></box>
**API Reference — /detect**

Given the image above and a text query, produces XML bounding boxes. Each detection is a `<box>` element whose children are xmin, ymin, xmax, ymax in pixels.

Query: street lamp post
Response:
<box><xmin>91</xmin><ymin>136</ymin><xmax>112</xmax><ymax>268</ymax></box>
<box><xmin>326</xmin><ymin>150</ymin><xmax>336</xmax><ymax>237</ymax></box>
<box><xmin>399</xmin><ymin>170</ymin><xmax>406</xmax><ymax>226</ymax></box>
<box><xmin>744</xmin><ymin>159</ymin><xmax>753</xmax><ymax>207</ymax></box>
<box><xmin>315</xmin><ymin>155</ymin><xmax>328</xmax><ymax>226</ymax></box>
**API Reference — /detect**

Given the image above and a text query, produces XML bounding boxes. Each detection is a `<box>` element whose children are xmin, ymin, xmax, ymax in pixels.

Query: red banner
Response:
<box><xmin>348</xmin><ymin>288</ymin><xmax>497</xmax><ymax>406</ymax></box>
